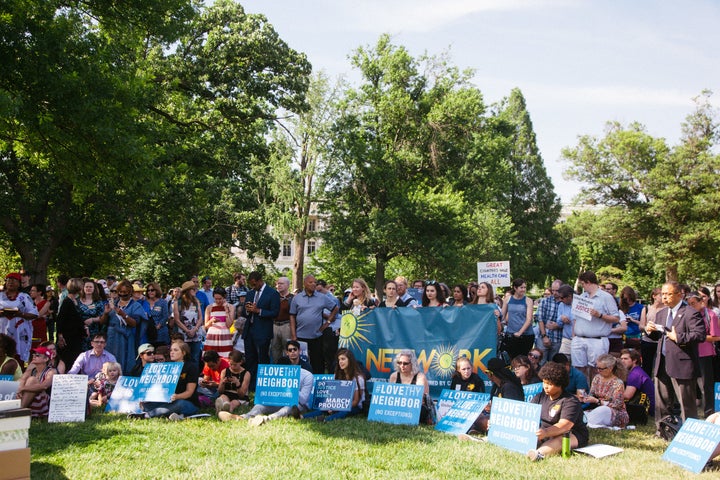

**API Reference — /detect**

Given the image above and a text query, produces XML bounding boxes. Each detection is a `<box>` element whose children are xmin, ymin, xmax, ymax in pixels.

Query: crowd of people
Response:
<box><xmin>2</xmin><ymin>268</ymin><xmax>720</xmax><ymax>462</ymax></box>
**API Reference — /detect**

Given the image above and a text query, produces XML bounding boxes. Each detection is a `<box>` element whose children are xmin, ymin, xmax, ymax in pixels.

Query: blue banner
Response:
<box><xmin>340</xmin><ymin>305</ymin><xmax>497</xmax><ymax>397</ymax></box>
<box><xmin>255</xmin><ymin>364</ymin><xmax>301</xmax><ymax>407</ymax></box>
<box><xmin>436</xmin><ymin>389</ymin><xmax>490</xmax><ymax>420</ymax></box>
<box><xmin>487</xmin><ymin>397</ymin><xmax>541</xmax><ymax>454</ymax></box>
<box><xmin>523</xmin><ymin>383</ymin><xmax>543</xmax><ymax>402</ymax></box>
<box><xmin>106</xmin><ymin>376</ymin><xmax>142</xmax><ymax>413</ymax></box>
<box><xmin>715</xmin><ymin>382</ymin><xmax>720</xmax><ymax>412</ymax></box>
<box><xmin>138</xmin><ymin>362</ymin><xmax>182</xmax><ymax>402</ymax></box>
<box><xmin>435</xmin><ymin>393</ymin><xmax>489</xmax><ymax>435</ymax></box>
<box><xmin>368</xmin><ymin>383</ymin><xmax>424</xmax><ymax>425</ymax></box>
<box><xmin>312</xmin><ymin>379</ymin><xmax>355</xmax><ymax>412</ymax></box>
<box><xmin>663</xmin><ymin>418</ymin><xmax>720</xmax><ymax>473</ymax></box>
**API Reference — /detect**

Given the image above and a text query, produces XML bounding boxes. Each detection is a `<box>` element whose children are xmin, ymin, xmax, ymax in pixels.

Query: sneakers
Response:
<box><xmin>168</xmin><ymin>413</ymin><xmax>184</xmax><ymax>421</ymax></box>
<box><xmin>218</xmin><ymin>411</ymin><xmax>239</xmax><ymax>422</ymax></box>
<box><xmin>458</xmin><ymin>433</ymin><xmax>483</xmax><ymax>442</ymax></box>
<box><xmin>127</xmin><ymin>413</ymin><xmax>148</xmax><ymax>420</ymax></box>
<box><xmin>289</xmin><ymin>405</ymin><xmax>301</xmax><ymax>419</ymax></box>
<box><xmin>215</xmin><ymin>398</ymin><xmax>230</xmax><ymax>412</ymax></box>
<box><xmin>249</xmin><ymin>415</ymin><xmax>268</xmax><ymax>427</ymax></box>
<box><xmin>526</xmin><ymin>449</ymin><xmax>545</xmax><ymax>462</ymax></box>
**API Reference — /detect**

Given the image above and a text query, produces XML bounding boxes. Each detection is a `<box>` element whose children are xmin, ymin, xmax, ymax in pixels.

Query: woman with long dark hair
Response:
<box><xmin>501</xmin><ymin>278</ymin><xmax>535</xmax><ymax>359</ymax></box>
<box><xmin>303</xmin><ymin>348</ymin><xmax>365</xmax><ymax>421</ymax></box>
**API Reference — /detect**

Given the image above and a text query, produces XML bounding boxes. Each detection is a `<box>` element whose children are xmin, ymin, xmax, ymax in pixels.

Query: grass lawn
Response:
<box><xmin>28</xmin><ymin>410</ymin><xmax>718</xmax><ymax>480</ymax></box>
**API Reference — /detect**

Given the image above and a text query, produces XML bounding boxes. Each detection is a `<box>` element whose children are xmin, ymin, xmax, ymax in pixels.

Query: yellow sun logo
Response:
<box><xmin>429</xmin><ymin>344</ymin><xmax>458</xmax><ymax>378</ymax></box>
<box><xmin>339</xmin><ymin>311</ymin><xmax>373</xmax><ymax>351</ymax></box>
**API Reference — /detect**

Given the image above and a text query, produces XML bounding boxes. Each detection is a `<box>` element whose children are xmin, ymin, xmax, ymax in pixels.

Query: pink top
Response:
<box><xmin>698</xmin><ymin>308</ymin><xmax>720</xmax><ymax>358</ymax></box>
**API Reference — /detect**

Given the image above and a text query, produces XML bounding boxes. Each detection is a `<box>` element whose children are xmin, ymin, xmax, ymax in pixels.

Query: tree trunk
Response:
<box><xmin>292</xmin><ymin>233</ymin><xmax>306</xmax><ymax>292</ymax></box>
<box><xmin>374</xmin><ymin>253</ymin><xmax>386</xmax><ymax>298</ymax></box>
<box><xmin>665</xmin><ymin>264</ymin><xmax>679</xmax><ymax>283</ymax></box>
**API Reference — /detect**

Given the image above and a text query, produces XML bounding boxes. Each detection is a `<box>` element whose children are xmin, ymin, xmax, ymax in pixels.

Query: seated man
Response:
<box><xmin>552</xmin><ymin>353</ymin><xmax>589</xmax><ymax>398</ymax></box>
<box><xmin>129</xmin><ymin>343</ymin><xmax>155</xmax><ymax>377</ymax></box>
<box><xmin>68</xmin><ymin>333</ymin><xmax>117</xmax><ymax>382</ymax></box>
<box><xmin>218</xmin><ymin>356</ymin><xmax>313</xmax><ymax>426</ymax></box>
<box><xmin>283</xmin><ymin>340</ymin><xmax>312</xmax><ymax>373</ymax></box>
<box><xmin>198</xmin><ymin>350</ymin><xmax>229</xmax><ymax>400</ymax></box>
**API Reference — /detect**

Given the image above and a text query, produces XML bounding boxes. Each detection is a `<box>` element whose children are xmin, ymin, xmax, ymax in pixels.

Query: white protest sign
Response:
<box><xmin>49</xmin><ymin>374</ymin><xmax>88</xmax><ymax>423</ymax></box>
<box><xmin>477</xmin><ymin>261</ymin><xmax>511</xmax><ymax>288</ymax></box>
<box><xmin>0</xmin><ymin>381</ymin><xmax>19</xmax><ymax>401</ymax></box>
<box><xmin>572</xmin><ymin>295</ymin><xmax>593</xmax><ymax>322</ymax></box>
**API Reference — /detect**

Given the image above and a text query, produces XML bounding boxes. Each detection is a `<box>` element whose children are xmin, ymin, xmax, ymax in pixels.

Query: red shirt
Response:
<box><xmin>202</xmin><ymin>358</ymin><xmax>229</xmax><ymax>383</ymax></box>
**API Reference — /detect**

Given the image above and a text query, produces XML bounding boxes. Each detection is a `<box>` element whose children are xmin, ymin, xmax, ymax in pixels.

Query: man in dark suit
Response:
<box><xmin>242</xmin><ymin>271</ymin><xmax>280</xmax><ymax>390</ymax></box>
<box><xmin>645</xmin><ymin>281</ymin><xmax>705</xmax><ymax>434</ymax></box>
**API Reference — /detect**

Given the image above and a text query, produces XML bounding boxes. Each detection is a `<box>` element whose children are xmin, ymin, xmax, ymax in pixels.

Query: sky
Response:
<box><xmin>240</xmin><ymin>0</ymin><xmax>720</xmax><ymax>203</ymax></box>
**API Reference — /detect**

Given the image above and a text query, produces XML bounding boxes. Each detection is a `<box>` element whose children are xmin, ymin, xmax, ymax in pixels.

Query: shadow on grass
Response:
<box><xmin>28</xmin><ymin>414</ymin><xmax>138</xmax><ymax>456</ymax></box>
<box><xmin>31</xmin><ymin>461</ymin><xmax>71</xmax><ymax>480</ymax></box>
<box><xmin>298</xmin><ymin>415</ymin><xmax>442</xmax><ymax>444</ymax></box>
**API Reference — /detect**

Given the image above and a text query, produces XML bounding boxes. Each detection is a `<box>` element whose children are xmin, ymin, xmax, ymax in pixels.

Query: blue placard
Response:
<box><xmin>308</xmin><ymin>374</ymin><xmax>335</xmax><ymax>407</ymax></box>
<box><xmin>312</xmin><ymin>379</ymin><xmax>355</xmax><ymax>412</ymax></box>
<box><xmin>662</xmin><ymin>418</ymin><xmax>720</xmax><ymax>473</ymax></box>
<box><xmin>0</xmin><ymin>380</ymin><xmax>19</xmax><ymax>401</ymax></box>
<box><xmin>715</xmin><ymin>382</ymin><xmax>720</xmax><ymax>412</ymax></box>
<box><xmin>487</xmin><ymin>397</ymin><xmax>541</xmax><ymax>454</ymax></box>
<box><xmin>255</xmin><ymin>364</ymin><xmax>301</xmax><ymax>407</ymax></box>
<box><xmin>436</xmin><ymin>389</ymin><xmax>490</xmax><ymax>420</ymax></box>
<box><xmin>0</xmin><ymin>375</ymin><xmax>13</xmax><ymax>381</ymax></box>
<box><xmin>435</xmin><ymin>397</ymin><xmax>490</xmax><ymax>435</ymax></box>
<box><xmin>106</xmin><ymin>376</ymin><xmax>142</xmax><ymax>413</ymax></box>
<box><xmin>138</xmin><ymin>362</ymin><xmax>183</xmax><ymax>402</ymax></box>
<box><xmin>368</xmin><ymin>383</ymin><xmax>424</xmax><ymax>425</ymax></box>
<box><xmin>406</xmin><ymin>288</ymin><xmax>423</xmax><ymax>303</ymax></box>
<box><xmin>523</xmin><ymin>383</ymin><xmax>543</xmax><ymax>402</ymax></box>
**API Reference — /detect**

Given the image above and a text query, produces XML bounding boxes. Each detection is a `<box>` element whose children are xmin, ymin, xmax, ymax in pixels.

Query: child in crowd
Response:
<box><xmin>89</xmin><ymin>361</ymin><xmax>121</xmax><ymax>408</ymax></box>
<box><xmin>215</xmin><ymin>350</ymin><xmax>250</xmax><ymax>413</ymax></box>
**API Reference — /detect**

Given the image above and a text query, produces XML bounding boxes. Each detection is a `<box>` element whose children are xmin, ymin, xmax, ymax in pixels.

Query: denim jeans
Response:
<box><xmin>142</xmin><ymin>399</ymin><xmax>199</xmax><ymax>418</ymax></box>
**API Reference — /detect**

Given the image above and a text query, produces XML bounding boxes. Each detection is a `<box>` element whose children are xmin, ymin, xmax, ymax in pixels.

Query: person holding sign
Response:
<box><xmin>140</xmin><ymin>341</ymin><xmax>199</xmax><ymax>420</ymax></box>
<box><xmin>527</xmin><ymin>362</ymin><xmax>589</xmax><ymax>461</ymax></box>
<box><xmin>475</xmin><ymin>282</ymin><xmax>502</xmax><ymax>335</ymax></box>
<box><xmin>16</xmin><ymin>346</ymin><xmax>57</xmax><ymax>417</ymax></box>
<box><xmin>572</xmin><ymin>271</ymin><xmax>620</xmax><ymax>386</ymax></box>
<box><xmin>215</xmin><ymin>350</ymin><xmax>250</xmax><ymax>413</ymax></box>
<box><xmin>388</xmin><ymin>349</ymin><xmax>433</xmax><ymax>424</ymax></box>
<box><xmin>500</xmin><ymin>278</ymin><xmax>535</xmax><ymax>359</ymax></box>
<box><xmin>303</xmin><ymin>348</ymin><xmax>365</xmax><ymax>422</ymax></box>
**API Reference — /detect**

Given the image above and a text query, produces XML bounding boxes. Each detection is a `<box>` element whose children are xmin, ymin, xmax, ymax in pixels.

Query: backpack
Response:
<box><xmin>658</xmin><ymin>414</ymin><xmax>682</xmax><ymax>441</ymax></box>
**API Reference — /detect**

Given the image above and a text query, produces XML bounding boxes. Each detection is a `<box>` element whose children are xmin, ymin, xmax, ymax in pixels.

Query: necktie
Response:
<box><xmin>662</xmin><ymin>309</ymin><xmax>674</xmax><ymax>356</ymax></box>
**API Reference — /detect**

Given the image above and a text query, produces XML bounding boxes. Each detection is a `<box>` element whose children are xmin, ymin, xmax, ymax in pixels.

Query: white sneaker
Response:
<box><xmin>249</xmin><ymin>415</ymin><xmax>268</xmax><ymax>427</ymax></box>
<box><xmin>168</xmin><ymin>413</ymin><xmax>184</xmax><ymax>422</ymax></box>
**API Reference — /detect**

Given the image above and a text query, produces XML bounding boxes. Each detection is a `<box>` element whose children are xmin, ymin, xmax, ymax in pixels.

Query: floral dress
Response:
<box><xmin>589</xmin><ymin>375</ymin><xmax>629</xmax><ymax>428</ymax></box>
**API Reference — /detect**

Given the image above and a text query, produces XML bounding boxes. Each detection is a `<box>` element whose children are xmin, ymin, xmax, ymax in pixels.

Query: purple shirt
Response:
<box><xmin>626</xmin><ymin>365</ymin><xmax>655</xmax><ymax>413</ymax></box>
<box><xmin>68</xmin><ymin>349</ymin><xmax>117</xmax><ymax>379</ymax></box>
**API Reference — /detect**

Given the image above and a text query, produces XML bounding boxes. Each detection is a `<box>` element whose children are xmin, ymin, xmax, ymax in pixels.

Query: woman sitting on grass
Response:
<box><xmin>450</xmin><ymin>356</ymin><xmax>485</xmax><ymax>392</ymax></box>
<box><xmin>388</xmin><ymin>349</ymin><xmax>434</xmax><ymax>424</ymax></box>
<box><xmin>16</xmin><ymin>346</ymin><xmax>57</xmax><ymax>418</ymax></box>
<box><xmin>527</xmin><ymin>361</ymin><xmax>589</xmax><ymax>461</ymax></box>
<box><xmin>303</xmin><ymin>348</ymin><xmax>365</xmax><ymax>422</ymax></box>
<box><xmin>582</xmin><ymin>353</ymin><xmax>629</xmax><ymax>428</ymax></box>
<box><xmin>136</xmin><ymin>340</ymin><xmax>199</xmax><ymax>420</ymax></box>
<box><xmin>215</xmin><ymin>350</ymin><xmax>250</xmax><ymax>413</ymax></box>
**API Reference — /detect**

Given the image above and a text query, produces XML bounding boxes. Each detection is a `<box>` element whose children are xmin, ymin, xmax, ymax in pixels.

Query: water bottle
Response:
<box><xmin>561</xmin><ymin>432</ymin><xmax>571</xmax><ymax>458</ymax></box>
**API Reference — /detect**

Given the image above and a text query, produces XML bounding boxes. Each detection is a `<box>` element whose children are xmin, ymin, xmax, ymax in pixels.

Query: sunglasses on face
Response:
<box><xmin>287</xmin><ymin>347</ymin><xmax>298</xmax><ymax>352</ymax></box>
<box><xmin>397</xmin><ymin>361</ymin><xmax>410</xmax><ymax>366</ymax></box>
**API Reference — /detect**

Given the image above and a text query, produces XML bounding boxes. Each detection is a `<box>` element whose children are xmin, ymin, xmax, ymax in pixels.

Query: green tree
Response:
<box><xmin>563</xmin><ymin>91</ymin><xmax>720</xmax><ymax>284</ymax></box>
<box><xmin>494</xmin><ymin>89</ymin><xmax>563</xmax><ymax>285</ymax></box>
<box><xmin>321</xmin><ymin>36</ymin><xmax>492</xmax><ymax>292</ymax></box>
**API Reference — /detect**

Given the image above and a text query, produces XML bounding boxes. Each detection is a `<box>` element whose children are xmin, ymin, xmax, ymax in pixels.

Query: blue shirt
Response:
<box><xmin>290</xmin><ymin>290</ymin><xmax>338</xmax><ymax>339</ymax></box>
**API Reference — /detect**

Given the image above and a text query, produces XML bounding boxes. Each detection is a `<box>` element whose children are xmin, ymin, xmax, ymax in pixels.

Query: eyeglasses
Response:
<box><xmin>92</xmin><ymin>340</ymin><xmax>106</xmax><ymax>344</ymax></box>
<box><xmin>528</xmin><ymin>354</ymin><xmax>540</xmax><ymax>360</ymax></box>
<box><xmin>513</xmin><ymin>365</ymin><xmax>528</xmax><ymax>370</ymax></box>
<box><xmin>110</xmin><ymin>290</ymin><xmax>117</xmax><ymax>293</ymax></box>
<box><xmin>287</xmin><ymin>347</ymin><xmax>298</xmax><ymax>352</ymax></box>
<box><xmin>147</xmin><ymin>288</ymin><xmax>156</xmax><ymax>292</ymax></box>
<box><xmin>396</xmin><ymin>361</ymin><xmax>410</xmax><ymax>366</ymax></box>
<box><xmin>426</xmin><ymin>280</ymin><xmax>438</xmax><ymax>286</ymax></box>
<box><xmin>32</xmin><ymin>352</ymin><xmax>48</xmax><ymax>357</ymax></box>
<box><xmin>143</xmin><ymin>351</ymin><xmax>155</xmax><ymax>355</ymax></box>
<box><xmin>597</xmin><ymin>366</ymin><xmax>609</xmax><ymax>371</ymax></box>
